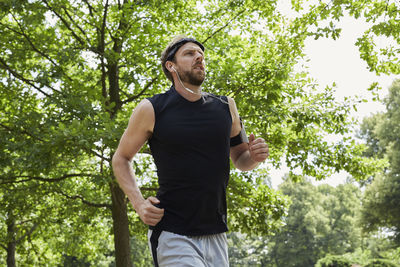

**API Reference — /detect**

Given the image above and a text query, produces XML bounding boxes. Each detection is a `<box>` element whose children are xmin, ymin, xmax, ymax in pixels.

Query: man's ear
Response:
<box><xmin>166</xmin><ymin>61</ymin><xmax>174</xmax><ymax>73</ymax></box>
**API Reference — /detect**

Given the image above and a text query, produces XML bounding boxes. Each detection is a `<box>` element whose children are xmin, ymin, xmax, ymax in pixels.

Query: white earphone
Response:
<box><xmin>167</xmin><ymin>64</ymin><xmax>228</xmax><ymax>104</ymax></box>
<box><xmin>169</xmin><ymin>65</ymin><xmax>200</xmax><ymax>95</ymax></box>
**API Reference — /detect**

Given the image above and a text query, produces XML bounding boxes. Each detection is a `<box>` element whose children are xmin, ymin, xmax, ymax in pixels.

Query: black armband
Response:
<box><xmin>230</xmin><ymin>118</ymin><xmax>249</xmax><ymax>147</ymax></box>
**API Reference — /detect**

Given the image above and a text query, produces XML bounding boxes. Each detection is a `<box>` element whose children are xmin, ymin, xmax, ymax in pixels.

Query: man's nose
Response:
<box><xmin>195</xmin><ymin>52</ymin><xmax>204</xmax><ymax>62</ymax></box>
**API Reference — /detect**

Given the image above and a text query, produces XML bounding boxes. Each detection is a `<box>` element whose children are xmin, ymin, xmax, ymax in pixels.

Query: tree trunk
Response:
<box><xmin>6</xmin><ymin>242</ymin><xmax>16</xmax><ymax>267</ymax></box>
<box><xmin>110</xmin><ymin>181</ymin><xmax>133</xmax><ymax>267</ymax></box>
<box><xmin>6</xmin><ymin>213</ymin><xmax>16</xmax><ymax>267</ymax></box>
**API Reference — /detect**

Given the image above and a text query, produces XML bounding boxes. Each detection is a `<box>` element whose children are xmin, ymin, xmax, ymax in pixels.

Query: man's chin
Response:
<box><xmin>191</xmin><ymin>78</ymin><xmax>205</xmax><ymax>86</ymax></box>
<box><xmin>182</xmin><ymin>70</ymin><xmax>205</xmax><ymax>86</ymax></box>
<box><xmin>190</xmin><ymin>74</ymin><xmax>205</xmax><ymax>86</ymax></box>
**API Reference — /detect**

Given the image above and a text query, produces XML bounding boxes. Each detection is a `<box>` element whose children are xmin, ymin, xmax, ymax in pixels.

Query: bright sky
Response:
<box><xmin>304</xmin><ymin>16</ymin><xmax>396</xmax><ymax>119</ymax></box>
<box><xmin>269</xmin><ymin>6</ymin><xmax>398</xmax><ymax>188</ymax></box>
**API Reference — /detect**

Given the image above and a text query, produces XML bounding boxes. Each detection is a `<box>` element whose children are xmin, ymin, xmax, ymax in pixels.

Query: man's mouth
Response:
<box><xmin>193</xmin><ymin>65</ymin><xmax>204</xmax><ymax>71</ymax></box>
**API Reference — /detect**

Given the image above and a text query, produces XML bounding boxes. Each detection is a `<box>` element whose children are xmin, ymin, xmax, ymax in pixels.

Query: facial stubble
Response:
<box><xmin>179</xmin><ymin>68</ymin><xmax>205</xmax><ymax>86</ymax></box>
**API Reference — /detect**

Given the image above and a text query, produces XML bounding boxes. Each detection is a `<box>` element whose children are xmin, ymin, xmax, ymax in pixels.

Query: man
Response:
<box><xmin>112</xmin><ymin>35</ymin><xmax>269</xmax><ymax>266</ymax></box>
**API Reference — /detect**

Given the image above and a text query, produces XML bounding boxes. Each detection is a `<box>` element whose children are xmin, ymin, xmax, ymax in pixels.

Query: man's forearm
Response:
<box><xmin>112</xmin><ymin>154</ymin><xmax>145</xmax><ymax>210</ymax></box>
<box><xmin>234</xmin><ymin>150</ymin><xmax>260</xmax><ymax>171</ymax></box>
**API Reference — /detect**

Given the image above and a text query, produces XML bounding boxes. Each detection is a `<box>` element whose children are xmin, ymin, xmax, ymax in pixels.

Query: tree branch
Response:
<box><xmin>0</xmin><ymin>57</ymin><xmax>53</xmax><ymax>97</ymax></box>
<box><xmin>41</xmin><ymin>0</ymin><xmax>86</xmax><ymax>46</ymax></box>
<box><xmin>27</xmin><ymin>233</ymin><xmax>41</xmax><ymax>260</ymax></box>
<box><xmin>82</xmin><ymin>0</ymin><xmax>95</xmax><ymax>17</ymax></box>
<box><xmin>6</xmin><ymin>14</ymin><xmax>73</xmax><ymax>82</ymax></box>
<box><xmin>89</xmin><ymin>148</ymin><xmax>112</xmax><ymax>162</ymax></box>
<box><xmin>61</xmin><ymin>4</ymin><xmax>90</xmax><ymax>44</ymax></box>
<box><xmin>0</xmin><ymin>122</ymin><xmax>45</xmax><ymax>142</ymax></box>
<box><xmin>122</xmin><ymin>76</ymin><xmax>158</xmax><ymax>104</ymax></box>
<box><xmin>101</xmin><ymin>0</ymin><xmax>109</xmax><ymax>51</ymax></box>
<box><xmin>0</xmin><ymin>55</ymin><xmax>62</xmax><ymax>96</ymax></box>
<box><xmin>202</xmin><ymin>9</ymin><xmax>247</xmax><ymax>44</ymax></box>
<box><xmin>109</xmin><ymin>4</ymin><xmax>141</xmax><ymax>42</ymax></box>
<box><xmin>16</xmin><ymin>224</ymin><xmax>38</xmax><ymax>244</ymax></box>
<box><xmin>10</xmin><ymin>13</ymin><xmax>57</xmax><ymax>67</ymax></box>
<box><xmin>0</xmin><ymin>173</ymin><xmax>96</xmax><ymax>184</ymax></box>
<box><xmin>1</xmin><ymin>122</ymin><xmax>110</xmax><ymax>162</ymax></box>
<box><xmin>99</xmin><ymin>0</ymin><xmax>109</xmax><ymax>100</ymax></box>
<box><xmin>295</xmin><ymin>0</ymin><xmax>334</xmax><ymax>39</ymax></box>
<box><xmin>58</xmin><ymin>191</ymin><xmax>111</xmax><ymax>208</ymax></box>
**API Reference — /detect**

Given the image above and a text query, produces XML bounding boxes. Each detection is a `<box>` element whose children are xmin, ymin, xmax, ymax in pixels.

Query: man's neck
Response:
<box><xmin>174</xmin><ymin>81</ymin><xmax>202</xmax><ymax>102</ymax></box>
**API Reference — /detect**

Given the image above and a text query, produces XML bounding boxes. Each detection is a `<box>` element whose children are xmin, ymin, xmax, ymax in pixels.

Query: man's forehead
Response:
<box><xmin>178</xmin><ymin>42</ymin><xmax>204</xmax><ymax>53</ymax></box>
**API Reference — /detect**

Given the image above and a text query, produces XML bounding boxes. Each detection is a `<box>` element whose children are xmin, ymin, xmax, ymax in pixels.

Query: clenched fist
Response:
<box><xmin>248</xmin><ymin>133</ymin><xmax>269</xmax><ymax>162</ymax></box>
<box><xmin>136</xmin><ymin>197</ymin><xmax>164</xmax><ymax>226</ymax></box>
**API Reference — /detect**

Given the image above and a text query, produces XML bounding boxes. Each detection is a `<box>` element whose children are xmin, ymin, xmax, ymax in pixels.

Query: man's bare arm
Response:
<box><xmin>112</xmin><ymin>99</ymin><xmax>164</xmax><ymax>226</ymax></box>
<box><xmin>227</xmin><ymin>97</ymin><xmax>269</xmax><ymax>171</ymax></box>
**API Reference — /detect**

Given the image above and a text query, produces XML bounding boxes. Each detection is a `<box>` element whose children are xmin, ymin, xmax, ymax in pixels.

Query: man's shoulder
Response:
<box><xmin>147</xmin><ymin>87</ymin><xmax>177</xmax><ymax>115</ymax></box>
<box><xmin>206</xmin><ymin>94</ymin><xmax>236</xmax><ymax>110</ymax></box>
<box><xmin>203</xmin><ymin>92</ymin><xmax>229</xmax><ymax>104</ymax></box>
<box><xmin>148</xmin><ymin>87</ymin><xmax>172</xmax><ymax>101</ymax></box>
<box><xmin>134</xmin><ymin>99</ymin><xmax>154</xmax><ymax>117</ymax></box>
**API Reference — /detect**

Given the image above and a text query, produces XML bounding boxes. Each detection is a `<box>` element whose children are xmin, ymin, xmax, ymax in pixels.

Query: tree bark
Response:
<box><xmin>6</xmin><ymin>213</ymin><xmax>16</xmax><ymax>267</ymax></box>
<box><xmin>110</xmin><ymin>181</ymin><xmax>132</xmax><ymax>267</ymax></box>
<box><xmin>6</xmin><ymin>242</ymin><xmax>16</xmax><ymax>267</ymax></box>
<box><xmin>106</xmin><ymin>2</ymin><xmax>132</xmax><ymax>265</ymax></box>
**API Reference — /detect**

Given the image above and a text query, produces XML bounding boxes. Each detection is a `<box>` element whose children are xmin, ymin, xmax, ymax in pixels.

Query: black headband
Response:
<box><xmin>166</xmin><ymin>38</ymin><xmax>205</xmax><ymax>62</ymax></box>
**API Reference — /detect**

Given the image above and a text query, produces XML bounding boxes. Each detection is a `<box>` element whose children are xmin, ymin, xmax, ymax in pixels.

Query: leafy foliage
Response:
<box><xmin>359</xmin><ymin>79</ymin><xmax>400</xmax><ymax>244</ymax></box>
<box><xmin>315</xmin><ymin>255</ymin><xmax>353</xmax><ymax>267</ymax></box>
<box><xmin>1</xmin><ymin>0</ymin><xmax>399</xmax><ymax>265</ymax></box>
<box><xmin>364</xmin><ymin>259</ymin><xmax>398</xmax><ymax>267</ymax></box>
<box><xmin>227</xmin><ymin>168</ymin><xmax>290</xmax><ymax>235</ymax></box>
<box><xmin>263</xmin><ymin>179</ymin><xmax>362</xmax><ymax>266</ymax></box>
<box><xmin>227</xmin><ymin>232</ymin><xmax>270</xmax><ymax>266</ymax></box>
<box><xmin>288</xmin><ymin>0</ymin><xmax>400</xmax><ymax>75</ymax></box>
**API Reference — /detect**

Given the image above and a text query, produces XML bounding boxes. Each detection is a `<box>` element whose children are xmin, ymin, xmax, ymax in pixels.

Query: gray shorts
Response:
<box><xmin>148</xmin><ymin>230</ymin><xmax>229</xmax><ymax>267</ymax></box>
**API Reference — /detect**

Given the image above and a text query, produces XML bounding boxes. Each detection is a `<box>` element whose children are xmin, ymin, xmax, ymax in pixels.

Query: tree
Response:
<box><xmin>359</xmin><ymin>80</ymin><xmax>400</xmax><ymax>244</ymax></box>
<box><xmin>264</xmin><ymin>179</ymin><xmax>362</xmax><ymax>267</ymax></box>
<box><xmin>0</xmin><ymin>0</ymin><xmax>392</xmax><ymax>265</ymax></box>
<box><xmin>315</xmin><ymin>255</ymin><xmax>353</xmax><ymax>267</ymax></box>
<box><xmin>227</xmin><ymin>232</ymin><xmax>269</xmax><ymax>266</ymax></box>
<box><xmin>0</xmin><ymin>74</ymin><xmax>115</xmax><ymax>265</ymax></box>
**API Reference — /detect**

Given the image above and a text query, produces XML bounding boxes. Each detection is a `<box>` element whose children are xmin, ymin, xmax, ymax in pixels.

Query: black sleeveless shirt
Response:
<box><xmin>147</xmin><ymin>86</ymin><xmax>232</xmax><ymax>236</ymax></box>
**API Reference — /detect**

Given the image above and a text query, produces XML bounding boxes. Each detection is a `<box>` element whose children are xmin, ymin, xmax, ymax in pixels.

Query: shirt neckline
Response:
<box><xmin>170</xmin><ymin>86</ymin><xmax>205</xmax><ymax>104</ymax></box>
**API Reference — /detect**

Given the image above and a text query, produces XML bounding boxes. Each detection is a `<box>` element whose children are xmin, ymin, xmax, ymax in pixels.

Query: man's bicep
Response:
<box><xmin>115</xmin><ymin>100</ymin><xmax>154</xmax><ymax>160</ymax></box>
<box><xmin>227</xmin><ymin>97</ymin><xmax>241</xmax><ymax>137</ymax></box>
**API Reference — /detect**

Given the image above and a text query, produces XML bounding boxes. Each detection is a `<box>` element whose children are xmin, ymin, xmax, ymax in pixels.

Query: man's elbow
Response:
<box><xmin>112</xmin><ymin>151</ymin><xmax>127</xmax><ymax>170</ymax></box>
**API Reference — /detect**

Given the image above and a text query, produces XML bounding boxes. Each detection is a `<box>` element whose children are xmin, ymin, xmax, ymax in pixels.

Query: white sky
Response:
<box><xmin>269</xmin><ymin>6</ymin><xmax>398</xmax><ymax>188</ymax></box>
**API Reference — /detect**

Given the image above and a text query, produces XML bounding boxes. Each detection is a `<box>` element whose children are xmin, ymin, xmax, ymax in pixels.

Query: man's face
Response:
<box><xmin>173</xmin><ymin>42</ymin><xmax>206</xmax><ymax>86</ymax></box>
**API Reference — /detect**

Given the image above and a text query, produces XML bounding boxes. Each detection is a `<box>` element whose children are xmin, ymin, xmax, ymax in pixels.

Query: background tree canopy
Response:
<box><xmin>359</xmin><ymin>79</ymin><xmax>400</xmax><ymax>245</ymax></box>
<box><xmin>263</xmin><ymin>179</ymin><xmax>363</xmax><ymax>267</ymax></box>
<box><xmin>1</xmin><ymin>0</ymin><xmax>399</xmax><ymax>266</ymax></box>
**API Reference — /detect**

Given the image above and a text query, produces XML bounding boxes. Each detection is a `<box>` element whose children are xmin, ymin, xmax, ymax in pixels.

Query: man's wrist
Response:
<box><xmin>248</xmin><ymin>153</ymin><xmax>260</xmax><ymax>168</ymax></box>
<box><xmin>251</xmin><ymin>158</ymin><xmax>260</xmax><ymax>168</ymax></box>
<box><xmin>127</xmin><ymin>191</ymin><xmax>145</xmax><ymax>212</ymax></box>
